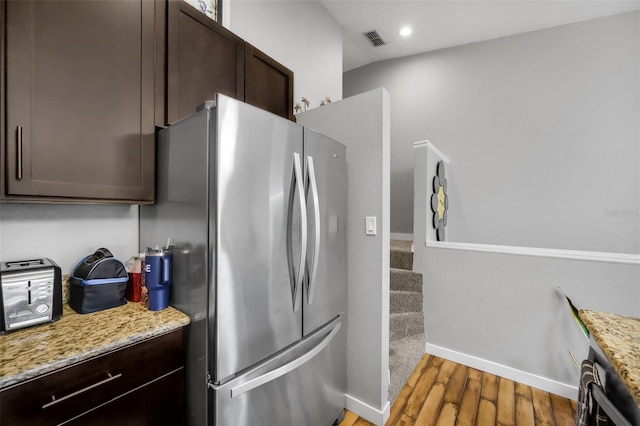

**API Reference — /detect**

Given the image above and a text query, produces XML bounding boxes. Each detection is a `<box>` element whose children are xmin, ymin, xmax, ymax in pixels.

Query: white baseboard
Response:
<box><xmin>390</xmin><ymin>233</ymin><xmax>413</xmax><ymax>242</ymax></box>
<box><xmin>345</xmin><ymin>394</ymin><xmax>391</xmax><ymax>426</ymax></box>
<box><xmin>425</xmin><ymin>343</ymin><xmax>579</xmax><ymax>400</ymax></box>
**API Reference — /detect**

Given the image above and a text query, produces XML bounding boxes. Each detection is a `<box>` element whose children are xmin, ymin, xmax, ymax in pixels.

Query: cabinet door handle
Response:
<box><xmin>42</xmin><ymin>372</ymin><xmax>122</xmax><ymax>409</ymax></box>
<box><xmin>16</xmin><ymin>126</ymin><xmax>23</xmax><ymax>180</ymax></box>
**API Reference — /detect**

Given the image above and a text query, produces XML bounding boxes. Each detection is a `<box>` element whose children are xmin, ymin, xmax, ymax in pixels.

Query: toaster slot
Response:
<box><xmin>6</xmin><ymin>259</ymin><xmax>45</xmax><ymax>268</ymax></box>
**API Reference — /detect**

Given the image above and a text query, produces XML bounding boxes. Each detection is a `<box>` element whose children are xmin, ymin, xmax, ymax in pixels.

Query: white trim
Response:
<box><xmin>426</xmin><ymin>240</ymin><xmax>640</xmax><ymax>265</ymax></box>
<box><xmin>425</xmin><ymin>343</ymin><xmax>578</xmax><ymax>400</ymax></box>
<box><xmin>390</xmin><ymin>232</ymin><xmax>413</xmax><ymax>241</ymax></box>
<box><xmin>345</xmin><ymin>394</ymin><xmax>391</xmax><ymax>426</ymax></box>
<box><xmin>413</xmin><ymin>140</ymin><xmax>431</xmax><ymax>148</ymax></box>
<box><xmin>414</xmin><ymin>140</ymin><xmax>450</xmax><ymax>165</ymax></box>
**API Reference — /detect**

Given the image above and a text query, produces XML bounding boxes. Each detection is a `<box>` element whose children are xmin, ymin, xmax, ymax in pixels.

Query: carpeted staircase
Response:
<box><xmin>389</xmin><ymin>240</ymin><xmax>426</xmax><ymax>403</ymax></box>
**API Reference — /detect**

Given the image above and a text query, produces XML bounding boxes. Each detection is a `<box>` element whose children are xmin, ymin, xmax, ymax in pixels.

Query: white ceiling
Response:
<box><xmin>319</xmin><ymin>0</ymin><xmax>640</xmax><ymax>71</ymax></box>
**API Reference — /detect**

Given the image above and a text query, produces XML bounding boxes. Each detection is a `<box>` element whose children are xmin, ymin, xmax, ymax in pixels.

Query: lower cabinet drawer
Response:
<box><xmin>65</xmin><ymin>368</ymin><xmax>185</xmax><ymax>426</ymax></box>
<box><xmin>0</xmin><ymin>329</ymin><xmax>184</xmax><ymax>426</ymax></box>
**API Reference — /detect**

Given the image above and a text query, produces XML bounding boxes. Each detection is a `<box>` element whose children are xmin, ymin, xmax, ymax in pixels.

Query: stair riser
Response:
<box><xmin>390</xmin><ymin>269</ymin><xmax>423</xmax><ymax>292</ymax></box>
<box><xmin>390</xmin><ymin>251</ymin><xmax>413</xmax><ymax>270</ymax></box>
<box><xmin>390</xmin><ymin>313</ymin><xmax>425</xmax><ymax>342</ymax></box>
<box><xmin>390</xmin><ymin>291</ymin><xmax>423</xmax><ymax>313</ymax></box>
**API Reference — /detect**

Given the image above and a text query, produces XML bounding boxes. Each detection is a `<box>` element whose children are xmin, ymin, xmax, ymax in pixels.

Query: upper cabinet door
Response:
<box><xmin>3</xmin><ymin>0</ymin><xmax>155</xmax><ymax>203</ymax></box>
<box><xmin>245</xmin><ymin>43</ymin><xmax>294</xmax><ymax>121</ymax></box>
<box><xmin>165</xmin><ymin>0</ymin><xmax>244</xmax><ymax>125</ymax></box>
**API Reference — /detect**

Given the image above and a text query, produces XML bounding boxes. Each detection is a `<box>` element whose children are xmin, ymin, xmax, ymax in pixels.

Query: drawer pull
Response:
<box><xmin>42</xmin><ymin>372</ymin><xmax>122</xmax><ymax>409</ymax></box>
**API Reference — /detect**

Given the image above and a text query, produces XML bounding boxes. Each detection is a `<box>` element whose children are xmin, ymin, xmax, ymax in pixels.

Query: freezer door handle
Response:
<box><xmin>229</xmin><ymin>322</ymin><xmax>341</xmax><ymax>398</ymax></box>
<box><xmin>287</xmin><ymin>152</ymin><xmax>307</xmax><ymax>312</ymax></box>
<box><xmin>306</xmin><ymin>155</ymin><xmax>321</xmax><ymax>305</ymax></box>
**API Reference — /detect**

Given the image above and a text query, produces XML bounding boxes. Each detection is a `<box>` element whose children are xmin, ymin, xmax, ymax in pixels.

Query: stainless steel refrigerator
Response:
<box><xmin>140</xmin><ymin>94</ymin><xmax>347</xmax><ymax>426</ymax></box>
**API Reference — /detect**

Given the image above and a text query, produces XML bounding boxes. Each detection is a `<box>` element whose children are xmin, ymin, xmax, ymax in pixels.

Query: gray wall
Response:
<box><xmin>345</xmin><ymin>11</ymin><xmax>639</xmax><ymax>254</ymax></box>
<box><xmin>414</xmin><ymin>143</ymin><xmax>639</xmax><ymax>397</ymax></box>
<box><xmin>0</xmin><ymin>204</ymin><xmax>139</xmax><ymax>273</ymax></box>
<box><xmin>298</xmin><ymin>88</ymin><xmax>391</xmax><ymax>424</ymax></box>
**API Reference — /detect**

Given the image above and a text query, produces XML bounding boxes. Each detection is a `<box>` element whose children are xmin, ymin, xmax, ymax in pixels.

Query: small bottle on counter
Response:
<box><xmin>124</xmin><ymin>254</ymin><xmax>144</xmax><ymax>302</ymax></box>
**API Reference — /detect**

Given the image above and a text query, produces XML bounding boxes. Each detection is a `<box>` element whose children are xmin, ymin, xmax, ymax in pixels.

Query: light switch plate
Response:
<box><xmin>365</xmin><ymin>216</ymin><xmax>376</xmax><ymax>235</ymax></box>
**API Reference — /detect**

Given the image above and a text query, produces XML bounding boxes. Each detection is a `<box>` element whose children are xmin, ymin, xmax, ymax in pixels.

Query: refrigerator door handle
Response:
<box><xmin>229</xmin><ymin>322</ymin><xmax>341</xmax><ymax>398</ymax></box>
<box><xmin>287</xmin><ymin>152</ymin><xmax>307</xmax><ymax>312</ymax></box>
<box><xmin>306</xmin><ymin>155</ymin><xmax>321</xmax><ymax>305</ymax></box>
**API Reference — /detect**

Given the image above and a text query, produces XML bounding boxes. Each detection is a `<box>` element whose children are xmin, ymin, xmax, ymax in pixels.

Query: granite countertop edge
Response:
<box><xmin>0</xmin><ymin>303</ymin><xmax>190</xmax><ymax>390</ymax></box>
<box><xmin>579</xmin><ymin>309</ymin><xmax>640</xmax><ymax>407</ymax></box>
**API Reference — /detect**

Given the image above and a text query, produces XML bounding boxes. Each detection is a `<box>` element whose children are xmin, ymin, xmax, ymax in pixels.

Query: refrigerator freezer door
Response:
<box><xmin>303</xmin><ymin>128</ymin><xmax>348</xmax><ymax>335</ymax></box>
<box><xmin>211</xmin><ymin>316</ymin><xmax>346</xmax><ymax>426</ymax></box>
<box><xmin>212</xmin><ymin>95</ymin><xmax>304</xmax><ymax>383</ymax></box>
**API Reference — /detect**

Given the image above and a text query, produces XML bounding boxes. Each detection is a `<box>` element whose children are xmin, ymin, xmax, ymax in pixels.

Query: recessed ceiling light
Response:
<box><xmin>399</xmin><ymin>26</ymin><xmax>412</xmax><ymax>37</ymax></box>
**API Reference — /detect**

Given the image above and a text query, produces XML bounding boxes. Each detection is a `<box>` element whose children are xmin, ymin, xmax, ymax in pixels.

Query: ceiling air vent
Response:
<box><xmin>363</xmin><ymin>30</ymin><xmax>386</xmax><ymax>47</ymax></box>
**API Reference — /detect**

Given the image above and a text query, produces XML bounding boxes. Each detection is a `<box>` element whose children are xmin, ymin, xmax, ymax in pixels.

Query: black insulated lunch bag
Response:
<box><xmin>69</xmin><ymin>248</ymin><xmax>128</xmax><ymax>314</ymax></box>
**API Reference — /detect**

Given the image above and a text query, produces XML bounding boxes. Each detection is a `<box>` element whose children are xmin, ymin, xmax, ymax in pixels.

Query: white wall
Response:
<box><xmin>345</xmin><ymin>11</ymin><xmax>640</xmax><ymax>253</ymax></box>
<box><xmin>0</xmin><ymin>204</ymin><xmax>139</xmax><ymax>273</ymax></box>
<box><xmin>298</xmin><ymin>88</ymin><xmax>391</xmax><ymax>425</ymax></box>
<box><xmin>227</xmin><ymin>0</ymin><xmax>343</xmax><ymax>111</ymax></box>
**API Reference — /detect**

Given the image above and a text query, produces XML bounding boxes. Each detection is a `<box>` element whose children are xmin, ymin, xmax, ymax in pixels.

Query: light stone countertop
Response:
<box><xmin>0</xmin><ymin>301</ymin><xmax>190</xmax><ymax>390</ymax></box>
<box><xmin>579</xmin><ymin>309</ymin><xmax>640</xmax><ymax>407</ymax></box>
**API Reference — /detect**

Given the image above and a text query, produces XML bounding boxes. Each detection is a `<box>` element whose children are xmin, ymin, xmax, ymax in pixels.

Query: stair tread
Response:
<box><xmin>390</xmin><ymin>289</ymin><xmax>422</xmax><ymax>295</ymax></box>
<box><xmin>390</xmin><ymin>266</ymin><xmax>419</xmax><ymax>272</ymax></box>
<box><xmin>390</xmin><ymin>311</ymin><xmax>423</xmax><ymax>317</ymax></box>
<box><xmin>390</xmin><ymin>239</ymin><xmax>413</xmax><ymax>253</ymax></box>
<box><xmin>390</xmin><ymin>267</ymin><xmax>422</xmax><ymax>275</ymax></box>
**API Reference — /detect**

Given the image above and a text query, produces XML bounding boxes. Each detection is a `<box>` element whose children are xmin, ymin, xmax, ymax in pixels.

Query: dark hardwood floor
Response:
<box><xmin>341</xmin><ymin>354</ymin><xmax>578</xmax><ymax>426</ymax></box>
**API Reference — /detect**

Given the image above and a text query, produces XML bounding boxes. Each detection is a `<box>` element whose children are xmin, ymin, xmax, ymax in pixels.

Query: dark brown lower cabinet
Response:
<box><xmin>65</xmin><ymin>369</ymin><xmax>185</xmax><ymax>426</ymax></box>
<box><xmin>0</xmin><ymin>329</ymin><xmax>185</xmax><ymax>426</ymax></box>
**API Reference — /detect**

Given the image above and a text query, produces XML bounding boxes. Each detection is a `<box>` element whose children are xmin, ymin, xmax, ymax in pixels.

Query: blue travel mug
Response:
<box><xmin>144</xmin><ymin>247</ymin><xmax>172</xmax><ymax>311</ymax></box>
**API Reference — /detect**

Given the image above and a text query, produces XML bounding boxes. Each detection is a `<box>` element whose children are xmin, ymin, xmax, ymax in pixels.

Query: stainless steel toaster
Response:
<box><xmin>0</xmin><ymin>258</ymin><xmax>63</xmax><ymax>332</ymax></box>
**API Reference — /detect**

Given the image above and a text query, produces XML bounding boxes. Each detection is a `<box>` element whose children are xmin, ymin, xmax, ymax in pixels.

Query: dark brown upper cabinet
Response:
<box><xmin>163</xmin><ymin>1</ymin><xmax>294</xmax><ymax>124</ymax></box>
<box><xmin>164</xmin><ymin>0</ymin><xmax>244</xmax><ymax>125</ymax></box>
<box><xmin>245</xmin><ymin>43</ymin><xmax>294</xmax><ymax>121</ymax></box>
<box><xmin>1</xmin><ymin>0</ymin><xmax>156</xmax><ymax>203</ymax></box>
